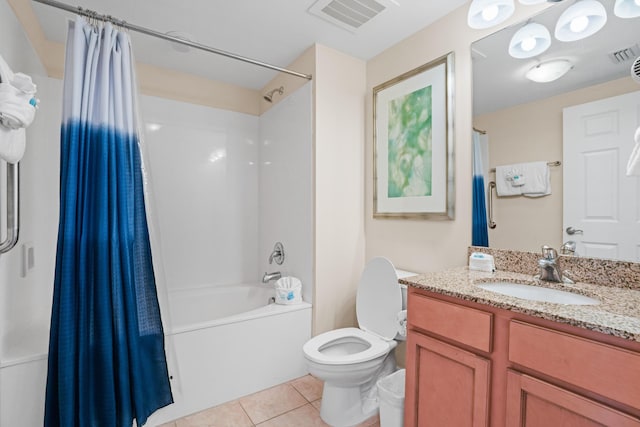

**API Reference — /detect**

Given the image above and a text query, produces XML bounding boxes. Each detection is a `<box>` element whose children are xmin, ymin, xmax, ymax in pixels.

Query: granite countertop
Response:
<box><xmin>401</xmin><ymin>267</ymin><xmax>640</xmax><ymax>342</ymax></box>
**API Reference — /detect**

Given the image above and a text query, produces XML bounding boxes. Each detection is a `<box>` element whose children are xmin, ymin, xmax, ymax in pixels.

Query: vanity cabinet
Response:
<box><xmin>405</xmin><ymin>292</ymin><xmax>493</xmax><ymax>427</ymax></box>
<box><xmin>405</xmin><ymin>287</ymin><xmax>640</xmax><ymax>427</ymax></box>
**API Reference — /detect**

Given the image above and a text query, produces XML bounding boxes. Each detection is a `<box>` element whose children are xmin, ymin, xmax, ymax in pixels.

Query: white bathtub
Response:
<box><xmin>169</xmin><ymin>284</ymin><xmax>283</xmax><ymax>333</ymax></box>
<box><xmin>149</xmin><ymin>284</ymin><xmax>312</xmax><ymax>425</ymax></box>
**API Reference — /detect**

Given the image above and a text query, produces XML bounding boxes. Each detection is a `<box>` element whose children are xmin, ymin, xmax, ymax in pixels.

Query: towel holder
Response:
<box><xmin>489</xmin><ymin>160</ymin><xmax>561</xmax><ymax>173</ymax></box>
<box><xmin>486</xmin><ymin>161</ymin><xmax>559</xmax><ymax>230</ymax></box>
<box><xmin>0</xmin><ymin>162</ymin><xmax>19</xmax><ymax>254</ymax></box>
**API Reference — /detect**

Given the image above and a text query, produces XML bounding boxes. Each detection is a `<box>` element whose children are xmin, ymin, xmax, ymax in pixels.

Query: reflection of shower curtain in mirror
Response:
<box><xmin>472</xmin><ymin>131</ymin><xmax>489</xmax><ymax>246</ymax></box>
<box><xmin>44</xmin><ymin>17</ymin><xmax>173</xmax><ymax>427</ymax></box>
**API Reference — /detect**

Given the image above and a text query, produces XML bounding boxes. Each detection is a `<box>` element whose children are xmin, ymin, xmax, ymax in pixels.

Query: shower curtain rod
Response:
<box><xmin>32</xmin><ymin>0</ymin><xmax>313</xmax><ymax>81</ymax></box>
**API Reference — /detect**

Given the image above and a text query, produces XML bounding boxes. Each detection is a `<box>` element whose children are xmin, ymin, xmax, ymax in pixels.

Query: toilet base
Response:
<box><xmin>316</xmin><ymin>352</ymin><xmax>397</xmax><ymax>427</ymax></box>
<box><xmin>319</xmin><ymin>382</ymin><xmax>379</xmax><ymax>427</ymax></box>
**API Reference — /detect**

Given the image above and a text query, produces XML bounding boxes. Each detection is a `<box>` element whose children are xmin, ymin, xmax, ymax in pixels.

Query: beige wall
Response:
<box><xmin>475</xmin><ymin>77</ymin><xmax>637</xmax><ymax>253</ymax></box>
<box><xmin>260</xmin><ymin>46</ymin><xmax>315</xmax><ymax>114</ymax></box>
<box><xmin>313</xmin><ymin>45</ymin><xmax>367</xmax><ymax>334</ymax></box>
<box><xmin>262</xmin><ymin>44</ymin><xmax>368</xmax><ymax>336</ymax></box>
<box><xmin>364</xmin><ymin>3</ymin><xmax>549</xmax><ymax>274</ymax></box>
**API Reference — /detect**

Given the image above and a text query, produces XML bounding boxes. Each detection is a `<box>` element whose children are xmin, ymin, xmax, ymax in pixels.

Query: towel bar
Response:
<box><xmin>489</xmin><ymin>160</ymin><xmax>560</xmax><ymax>173</ymax></box>
<box><xmin>488</xmin><ymin>181</ymin><xmax>497</xmax><ymax>229</ymax></box>
<box><xmin>0</xmin><ymin>162</ymin><xmax>19</xmax><ymax>254</ymax></box>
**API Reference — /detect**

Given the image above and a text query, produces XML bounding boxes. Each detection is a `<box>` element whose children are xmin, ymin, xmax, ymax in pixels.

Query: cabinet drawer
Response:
<box><xmin>408</xmin><ymin>293</ymin><xmax>493</xmax><ymax>352</ymax></box>
<box><xmin>509</xmin><ymin>320</ymin><xmax>640</xmax><ymax>409</ymax></box>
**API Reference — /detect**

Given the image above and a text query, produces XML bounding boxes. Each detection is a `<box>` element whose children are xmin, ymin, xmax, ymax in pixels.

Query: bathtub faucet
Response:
<box><xmin>262</xmin><ymin>271</ymin><xmax>282</xmax><ymax>283</ymax></box>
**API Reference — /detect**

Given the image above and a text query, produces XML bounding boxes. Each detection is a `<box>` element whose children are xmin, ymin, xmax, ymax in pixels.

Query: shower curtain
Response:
<box><xmin>45</xmin><ymin>17</ymin><xmax>173</xmax><ymax>427</ymax></box>
<box><xmin>472</xmin><ymin>131</ymin><xmax>489</xmax><ymax>247</ymax></box>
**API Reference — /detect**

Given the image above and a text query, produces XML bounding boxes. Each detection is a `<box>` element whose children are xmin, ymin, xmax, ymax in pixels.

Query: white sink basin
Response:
<box><xmin>476</xmin><ymin>282</ymin><xmax>600</xmax><ymax>306</ymax></box>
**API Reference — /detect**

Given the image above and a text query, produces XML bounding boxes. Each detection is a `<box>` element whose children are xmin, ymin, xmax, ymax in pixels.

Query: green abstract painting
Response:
<box><xmin>387</xmin><ymin>86</ymin><xmax>433</xmax><ymax>198</ymax></box>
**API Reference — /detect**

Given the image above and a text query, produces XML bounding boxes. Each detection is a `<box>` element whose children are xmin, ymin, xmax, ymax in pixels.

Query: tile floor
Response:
<box><xmin>158</xmin><ymin>375</ymin><xmax>380</xmax><ymax>427</ymax></box>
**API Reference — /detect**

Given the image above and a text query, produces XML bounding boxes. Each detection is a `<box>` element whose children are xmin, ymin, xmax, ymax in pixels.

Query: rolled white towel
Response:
<box><xmin>0</xmin><ymin>127</ymin><xmax>25</xmax><ymax>164</ymax></box>
<box><xmin>0</xmin><ymin>55</ymin><xmax>37</xmax><ymax>164</ymax></box>
<box><xmin>626</xmin><ymin>126</ymin><xmax>640</xmax><ymax>176</ymax></box>
<box><xmin>0</xmin><ymin>73</ymin><xmax>37</xmax><ymax>130</ymax></box>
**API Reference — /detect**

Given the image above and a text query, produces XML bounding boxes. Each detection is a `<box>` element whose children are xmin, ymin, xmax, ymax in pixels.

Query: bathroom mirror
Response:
<box><xmin>472</xmin><ymin>0</ymin><xmax>640</xmax><ymax>261</ymax></box>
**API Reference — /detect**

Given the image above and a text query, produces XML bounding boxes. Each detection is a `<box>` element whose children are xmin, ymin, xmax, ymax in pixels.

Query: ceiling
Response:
<box><xmin>30</xmin><ymin>0</ymin><xmax>468</xmax><ymax>90</ymax></box>
<box><xmin>472</xmin><ymin>0</ymin><xmax>640</xmax><ymax>116</ymax></box>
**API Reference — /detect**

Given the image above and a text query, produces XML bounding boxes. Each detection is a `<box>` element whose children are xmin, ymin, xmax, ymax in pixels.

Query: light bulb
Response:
<box><xmin>520</xmin><ymin>36</ymin><xmax>537</xmax><ymax>52</ymax></box>
<box><xmin>468</xmin><ymin>0</ymin><xmax>515</xmax><ymax>29</ymax></box>
<box><xmin>569</xmin><ymin>15</ymin><xmax>589</xmax><ymax>33</ymax></box>
<box><xmin>613</xmin><ymin>0</ymin><xmax>640</xmax><ymax>18</ymax></box>
<box><xmin>482</xmin><ymin>4</ymin><xmax>499</xmax><ymax>21</ymax></box>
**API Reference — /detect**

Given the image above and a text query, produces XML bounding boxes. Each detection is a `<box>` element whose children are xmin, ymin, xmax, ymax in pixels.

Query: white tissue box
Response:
<box><xmin>469</xmin><ymin>252</ymin><xmax>495</xmax><ymax>272</ymax></box>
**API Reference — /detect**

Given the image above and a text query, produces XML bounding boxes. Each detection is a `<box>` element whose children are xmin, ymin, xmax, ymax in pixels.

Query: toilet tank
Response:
<box><xmin>393</xmin><ymin>269</ymin><xmax>417</xmax><ymax>342</ymax></box>
<box><xmin>396</xmin><ymin>269</ymin><xmax>418</xmax><ymax>310</ymax></box>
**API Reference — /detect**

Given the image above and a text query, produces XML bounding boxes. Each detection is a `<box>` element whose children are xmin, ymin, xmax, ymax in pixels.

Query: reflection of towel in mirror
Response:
<box><xmin>495</xmin><ymin>165</ymin><xmax>523</xmax><ymax>196</ymax></box>
<box><xmin>521</xmin><ymin>161</ymin><xmax>550</xmax><ymax>197</ymax></box>
<box><xmin>495</xmin><ymin>161</ymin><xmax>550</xmax><ymax>197</ymax></box>
<box><xmin>626</xmin><ymin>126</ymin><xmax>640</xmax><ymax>176</ymax></box>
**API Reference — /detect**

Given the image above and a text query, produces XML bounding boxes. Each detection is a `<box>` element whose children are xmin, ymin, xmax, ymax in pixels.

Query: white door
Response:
<box><xmin>563</xmin><ymin>90</ymin><xmax>640</xmax><ymax>262</ymax></box>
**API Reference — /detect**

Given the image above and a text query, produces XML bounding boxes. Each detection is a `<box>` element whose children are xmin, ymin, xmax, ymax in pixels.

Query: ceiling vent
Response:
<box><xmin>608</xmin><ymin>44</ymin><xmax>639</xmax><ymax>64</ymax></box>
<box><xmin>308</xmin><ymin>0</ymin><xmax>390</xmax><ymax>33</ymax></box>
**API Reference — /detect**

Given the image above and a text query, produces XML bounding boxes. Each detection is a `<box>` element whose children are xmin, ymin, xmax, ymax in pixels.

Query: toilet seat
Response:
<box><xmin>303</xmin><ymin>327</ymin><xmax>394</xmax><ymax>365</ymax></box>
<box><xmin>303</xmin><ymin>258</ymin><xmax>404</xmax><ymax>366</ymax></box>
<box><xmin>356</xmin><ymin>257</ymin><xmax>403</xmax><ymax>340</ymax></box>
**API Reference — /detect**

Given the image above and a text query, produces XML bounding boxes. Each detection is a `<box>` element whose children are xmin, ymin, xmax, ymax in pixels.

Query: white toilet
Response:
<box><xmin>303</xmin><ymin>257</ymin><xmax>414</xmax><ymax>427</ymax></box>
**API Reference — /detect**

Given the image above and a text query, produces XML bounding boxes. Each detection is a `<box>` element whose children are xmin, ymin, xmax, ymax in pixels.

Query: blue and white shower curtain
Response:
<box><xmin>472</xmin><ymin>131</ymin><xmax>489</xmax><ymax>247</ymax></box>
<box><xmin>45</xmin><ymin>17</ymin><xmax>173</xmax><ymax>427</ymax></box>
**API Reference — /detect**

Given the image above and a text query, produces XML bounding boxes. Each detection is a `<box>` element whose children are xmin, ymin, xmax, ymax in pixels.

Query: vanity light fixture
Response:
<box><xmin>509</xmin><ymin>22</ymin><xmax>551</xmax><ymax>58</ymax></box>
<box><xmin>614</xmin><ymin>0</ymin><xmax>640</xmax><ymax>18</ymax></box>
<box><xmin>555</xmin><ymin>0</ymin><xmax>607</xmax><ymax>42</ymax></box>
<box><xmin>525</xmin><ymin>59</ymin><xmax>573</xmax><ymax>82</ymax></box>
<box><xmin>467</xmin><ymin>0</ymin><xmax>515</xmax><ymax>29</ymax></box>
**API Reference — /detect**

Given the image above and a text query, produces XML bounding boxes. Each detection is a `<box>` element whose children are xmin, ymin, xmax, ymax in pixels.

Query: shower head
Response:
<box><xmin>263</xmin><ymin>86</ymin><xmax>284</xmax><ymax>103</ymax></box>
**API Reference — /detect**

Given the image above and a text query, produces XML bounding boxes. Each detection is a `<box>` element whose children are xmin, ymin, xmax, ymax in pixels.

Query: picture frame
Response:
<box><xmin>373</xmin><ymin>52</ymin><xmax>455</xmax><ymax>219</ymax></box>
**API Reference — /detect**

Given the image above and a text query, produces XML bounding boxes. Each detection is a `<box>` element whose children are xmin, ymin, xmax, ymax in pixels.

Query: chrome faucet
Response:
<box><xmin>262</xmin><ymin>271</ymin><xmax>282</xmax><ymax>283</ymax></box>
<box><xmin>537</xmin><ymin>245</ymin><xmax>573</xmax><ymax>283</ymax></box>
<box><xmin>560</xmin><ymin>240</ymin><xmax>577</xmax><ymax>256</ymax></box>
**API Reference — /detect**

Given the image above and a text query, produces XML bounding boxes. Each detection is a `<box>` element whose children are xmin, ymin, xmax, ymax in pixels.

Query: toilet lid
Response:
<box><xmin>356</xmin><ymin>257</ymin><xmax>402</xmax><ymax>340</ymax></box>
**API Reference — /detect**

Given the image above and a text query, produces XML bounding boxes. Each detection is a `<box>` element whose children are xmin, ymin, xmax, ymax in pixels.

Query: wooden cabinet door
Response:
<box><xmin>506</xmin><ymin>371</ymin><xmax>640</xmax><ymax>427</ymax></box>
<box><xmin>405</xmin><ymin>332</ymin><xmax>490</xmax><ymax>427</ymax></box>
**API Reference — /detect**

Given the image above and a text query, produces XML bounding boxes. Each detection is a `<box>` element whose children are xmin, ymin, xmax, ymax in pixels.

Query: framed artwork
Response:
<box><xmin>373</xmin><ymin>52</ymin><xmax>455</xmax><ymax>219</ymax></box>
